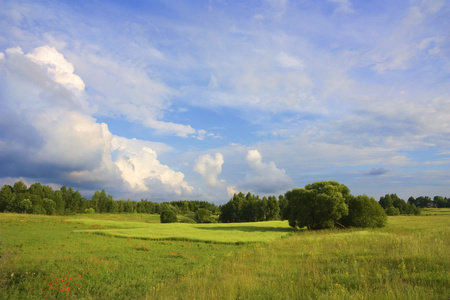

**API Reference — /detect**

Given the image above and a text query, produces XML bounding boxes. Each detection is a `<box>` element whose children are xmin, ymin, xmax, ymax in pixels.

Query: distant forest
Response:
<box><xmin>0</xmin><ymin>180</ymin><xmax>448</xmax><ymax>218</ymax></box>
<box><xmin>0</xmin><ymin>181</ymin><xmax>218</xmax><ymax>216</ymax></box>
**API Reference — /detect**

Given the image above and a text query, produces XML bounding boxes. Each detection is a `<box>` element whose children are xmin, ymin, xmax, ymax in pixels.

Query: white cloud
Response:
<box><xmin>66</xmin><ymin>48</ymin><xmax>201</xmax><ymax>137</ymax></box>
<box><xmin>112</xmin><ymin>137</ymin><xmax>194</xmax><ymax>195</ymax></box>
<box><xmin>26</xmin><ymin>45</ymin><xmax>85</xmax><ymax>91</ymax></box>
<box><xmin>0</xmin><ymin>45</ymin><xmax>194</xmax><ymax>199</ymax></box>
<box><xmin>276</xmin><ymin>52</ymin><xmax>304</xmax><ymax>70</ymax></box>
<box><xmin>226</xmin><ymin>185</ymin><xmax>239</xmax><ymax>196</ymax></box>
<box><xmin>194</xmin><ymin>153</ymin><xmax>225</xmax><ymax>187</ymax></box>
<box><xmin>239</xmin><ymin>149</ymin><xmax>294</xmax><ymax>194</ymax></box>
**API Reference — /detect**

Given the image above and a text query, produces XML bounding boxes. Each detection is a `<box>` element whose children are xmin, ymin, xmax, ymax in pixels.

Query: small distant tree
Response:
<box><xmin>195</xmin><ymin>208</ymin><xmax>211</xmax><ymax>223</ymax></box>
<box><xmin>160</xmin><ymin>210</ymin><xmax>178</xmax><ymax>223</ymax></box>
<box><xmin>385</xmin><ymin>206</ymin><xmax>400</xmax><ymax>216</ymax></box>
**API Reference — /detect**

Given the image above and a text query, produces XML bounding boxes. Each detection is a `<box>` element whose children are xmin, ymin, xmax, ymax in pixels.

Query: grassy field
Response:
<box><xmin>0</xmin><ymin>210</ymin><xmax>449</xmax><ymax>299</ymax></box>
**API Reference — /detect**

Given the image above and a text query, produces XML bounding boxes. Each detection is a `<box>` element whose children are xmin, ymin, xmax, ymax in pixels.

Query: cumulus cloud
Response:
<box><xmin>112</xmin><ymin>137</ymin><xmax>193</xmax><ymax>195</ymax></box>
<box><xmin>238</xmin><ymin>149</ymin><xmax>294</xmax><ymax>194</ymax></box>
<box><xmin>0</xmin><ymin>45</ymin><xmax>194</xmax><ymax>199</ymax></box>
<box><xmin>194</xmin><ymin>153</ymin><xmax>225</xmax><ymax>187</ymax></box>
<box><xmin>66</xmin><ymin>48</ymin><xmax>201</xmax><ymax>138</ymax></box>
<box><xmin>26</xmin><ymin>45</ymin><xmax>85</xmax><ymax>91</ymax></box>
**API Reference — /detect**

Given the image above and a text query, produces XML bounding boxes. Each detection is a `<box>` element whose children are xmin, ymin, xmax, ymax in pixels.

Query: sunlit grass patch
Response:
<box><xmin>75</xmin><ymin>220</ymin><xmax>294</xmax><ymax>244</ymax></box>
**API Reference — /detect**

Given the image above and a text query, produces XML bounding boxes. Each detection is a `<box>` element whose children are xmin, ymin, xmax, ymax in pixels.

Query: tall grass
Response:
<box><xmin>152</xmin><ymin>215</ymin><xmax>450</xmax><ymax>300</ymax></box>
<box><xmin>0</xmin><ymin>214</ymin><xmax>244</xmax><ymax>299</ymax></box>
<box><xmin>1</xmin><ymin>212</ymin><xmax>449</xmax><ymax>299</ymax></box>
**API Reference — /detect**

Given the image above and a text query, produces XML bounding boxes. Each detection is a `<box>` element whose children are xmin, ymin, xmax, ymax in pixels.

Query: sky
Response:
<box><xmin>0</xmin><ymin>0</ymin><xmax>449</xmax><ymax>203</ymax></box>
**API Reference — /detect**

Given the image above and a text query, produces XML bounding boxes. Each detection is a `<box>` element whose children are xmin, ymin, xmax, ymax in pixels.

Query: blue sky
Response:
<box><xmin>1</xmin><ymin>0</ymin><xmax>449</xmax><ymax>203</ymax></box>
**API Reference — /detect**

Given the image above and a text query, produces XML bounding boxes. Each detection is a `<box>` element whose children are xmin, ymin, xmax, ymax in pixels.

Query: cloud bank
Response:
<box><xmin>0</xmin><ymin>46</ymin><xmax>193</xmax><ymax>199</ymax></box>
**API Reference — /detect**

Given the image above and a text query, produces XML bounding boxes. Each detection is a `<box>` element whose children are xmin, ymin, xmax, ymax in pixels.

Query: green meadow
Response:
<box><xmin>0</xmin><ymin>211</ymin><xmax>449</xmax><ymax>299</ymax></box>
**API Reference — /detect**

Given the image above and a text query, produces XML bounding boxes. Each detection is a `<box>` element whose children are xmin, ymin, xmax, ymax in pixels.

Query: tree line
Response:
<box><xmin>219</xmin><ymin>181</ymin><xmax>440</xmax><ymax>230</ymax></box>
<box><xmin>0</xmin><ymin>181</ymin><xmax>218</xmax><ymax>215</ymax></box>
<box><xmin>1</xmin><ymin>180</ymin><xmax>447</xmax><ymax>229</ymax></box>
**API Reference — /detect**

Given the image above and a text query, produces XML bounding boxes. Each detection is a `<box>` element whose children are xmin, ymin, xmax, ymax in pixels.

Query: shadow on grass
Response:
<box><xmin>196</xmin><ymin>225</ymin><xmax>294</xmax><ymax>233</ymax></box>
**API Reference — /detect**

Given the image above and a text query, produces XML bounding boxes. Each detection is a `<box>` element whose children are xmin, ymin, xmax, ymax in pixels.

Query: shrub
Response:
<box><xmin>385</xmin><ymin>206</ymin><xmax>400</xmax><ymax>216</ymax></box>
<box><xmin>179</xmin><ymin>217</ymin><xmax>196</xmax><ymax>223</ymax></box>
<box><xmin>85</xmin><ymin>208</ymin><xmax>95</xmax><ymax>214</ymax></box>
<box><xmin>160</xmin><ymin>210</ymin><xmax>178</xmax><ymax>223</ymax></box>
<box><xmin>340</xmin><ymin>195</ymin><xmax>387</xmax><ymax>228</ymax></box>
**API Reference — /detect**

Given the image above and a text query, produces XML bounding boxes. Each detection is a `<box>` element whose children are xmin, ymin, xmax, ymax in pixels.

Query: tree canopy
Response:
<box><xmin>285</xmin><ymin>181</ymin><xmax>350</xmax><ymax>230</ymax></box>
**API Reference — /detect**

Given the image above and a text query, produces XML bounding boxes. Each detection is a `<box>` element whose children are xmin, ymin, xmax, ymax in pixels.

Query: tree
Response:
<box><xmin>285</xmin><ymin>181</ymin><xmax>350</xmax><ymax>230</ymax></box>
<box><xmin>180</xmin><ymin>201</ymin><xmax>190</xmax><ymax>214</ymax></box>
<box><xmin>160</xmin><ymin>210</ymin><xmax>178</xmax><ymax>223</ymax></box>
<box><xmin>433</xmin><ymin>196</ymin><xmax>448</xmax><ymax>208</ymax></box>
<box><xmin>385</xmin><ymin>206</ymin><xmax>400</xmax><ymax>216</ymax></box>
<box><xmin>19</xmin><ymin>199</ymin><xmax>33</xmax><ymax>214</ymax></box>
<box><xmin>13</xmin><ymin>181</ymin><xmax>27</xmax><ymax>193</ymax></box>
<box><xmin>219</xmin><ymin>192</ymin><xmax>245</xmax><ymax>223</ymax></box>
<box><xmin>42</xmin><ymin>198</ymin><xmax>56</xmax><ymax>215</ymax></box>
<box><xmin>340</xmin><ymin>195</ymin><xmax>387</xmax><ymax>228</ymax></box>
<box><xmin>266</xmin><ymin>196</ymin><xmax>280</xmax><ymax>220</ymax></box>
<box><xmin>379</xmin><ymin>194</ymin><xmax>393</xmax><ymax>209</ymax></box>
<box><xmin>195</xmin><ymin>208</ymin><xmax>211</xmax><ymax>223</ymax></box>
<box><xmin>0</xmin><ymin>185</ymin><xmax>13</xmax><ymax>212</ymax></box>
<box><xmin>278</xmin><ymin>194</ymin><xmax>289</xmax><ymax>220</ymax></box>
<box><xmin>405</xmin><ymin>202</ymin><xmax>421</xmax><ymax>215</ymax></box>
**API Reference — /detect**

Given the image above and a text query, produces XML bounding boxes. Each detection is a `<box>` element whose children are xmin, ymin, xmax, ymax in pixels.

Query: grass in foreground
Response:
<box><xmin>156</xmin><ymin>215</ymin><xmax>450</xmax><ymax>300</ymax></box>
<box><xmin>0</xmin><ymin>214</ymin><xmax>247</xmax><ymax>299</ymax></box>
<box><xmin>1</xmin><ymin>211</ymin><xmax>449</xmax><ymax>299</ymax></box>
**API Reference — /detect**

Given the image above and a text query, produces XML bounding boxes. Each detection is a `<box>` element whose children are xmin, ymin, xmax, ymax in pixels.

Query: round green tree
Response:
<box><xmin>160</xmin><ymin>210</ymin><xmax>178</xmax><ymax>223</ymax></box>
<box><xmin>285</xmin><ymin>181</ymin><xmax>350</xmax><ymax>230</ymax></box>
<box><xmin>340</xmin><ymin>195</ymin><xmax>387</xmax><ymax>228</ymax></box>
<box><xmin>195</xmin><ymin>208</ymin><xmax>211</xmax><ymax>223</ymax></box>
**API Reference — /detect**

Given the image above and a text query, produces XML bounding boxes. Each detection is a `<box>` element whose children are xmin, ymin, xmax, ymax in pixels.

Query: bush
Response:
<box><xmin>385</xmin><ymin>206</ymin><xmax>400</xmax><ymax>216</ymax></box>
<box><xmin>179</xmin><ymin>217</ymin><xmax>196</xmax><ymax>223</ymax></box>
<box><xmin>85</xmin><ymin>208</ymin><xmax>95</xmax><ymax>214</ymax></box>
<box><xmin>195</xmin><ymin>208</ymin><xmax>211</xmax><ymax>223</ymax></box>
<box><xmin>340</xmin><ymin>195</ymin><xmax>387</xmax><ymax>228</ymax></box>
<box><xmin>160</xmin><ymin>210</ymin><xmax>178</xmax><ymax>223</ymax></box>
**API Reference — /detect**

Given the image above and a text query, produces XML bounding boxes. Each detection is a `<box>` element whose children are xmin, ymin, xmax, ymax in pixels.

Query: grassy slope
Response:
<box><xmin>1</xmin><ymin>211</ymin><xmax>449</xmax><ymax>299</ymax></box>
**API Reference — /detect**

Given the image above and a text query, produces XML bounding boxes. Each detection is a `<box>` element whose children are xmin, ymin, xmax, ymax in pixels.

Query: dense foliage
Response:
<box><xmin>0</xmin><ymin>181</ymin><xmax>218</xmax><ymax>216</ymax></box>
<box><xmin>1</xmin><ymin>180</ymin><xmax>447</xmax><ymax>230</ymax></box>
<box><xmin>219</xmin><ymin>192</ymin><xmax>281</xmax><ymax>223</ymax></box>
<box><xmin>285</xmin><ymin>181</ymin><xmax>351</xmax><ymax>230</ymax></box>
<box><xmin>195</xmin><ymin>208</ymin><xmax>212</xmax><ymax>223</ymax></box>
<box><xmin>379</xmin><ymin>194</ymin><xmax>421</xmax><ymax>215</ymax></box>
<box><xmin>160</xmin><ymin>210</ymin><xmax>178</xmax><ymax>223</ymax></box>
<box><xmin>340</xmin><ymin>195</ymin><xmax>387</xmax><ymax>228</ymax></box>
